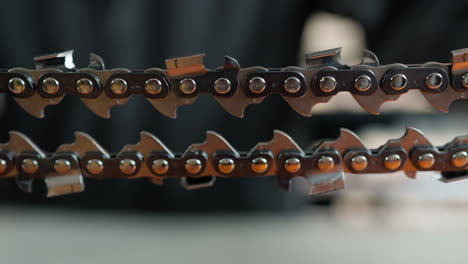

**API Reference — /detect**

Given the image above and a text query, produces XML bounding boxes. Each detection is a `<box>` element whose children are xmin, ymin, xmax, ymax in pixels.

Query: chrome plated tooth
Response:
<box><xmin>305</xmin><ymin>47</ymin><xmax>344</xmax><ymax>69</ymax></box>
<box><xmin>34</xmin><ymin>50</ymin><xmax>76</xmax><ymax>70</ymax></box>
<box><xmin>78</xmin><ymin>68</ymin><xmax>131</xmax><ymax>118</ymax></box>
<box><xmin>120</xmin><ymin>132</ymin><xmax>174</xmax><ymax>185</ymax></box>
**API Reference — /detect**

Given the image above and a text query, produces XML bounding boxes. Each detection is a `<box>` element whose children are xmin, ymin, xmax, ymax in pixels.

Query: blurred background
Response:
<box><xmin>2</xmin><ymin>0</ymin><xmax>468</xmax><ymax>263</ymax></box>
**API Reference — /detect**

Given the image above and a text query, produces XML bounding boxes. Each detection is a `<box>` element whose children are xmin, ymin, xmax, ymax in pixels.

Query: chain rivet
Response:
<box><xmin>119</xmin><ymin>159</ymin><xmax>137</xmax><ymax>175</ymax></box>
<box><xmin>180</xmin><ymin>78</ymin><xmax>197</xmax><ymax>95</ymax></box>
<box><xmin>318</xmin><ymin>156</ymin><xmax>334</xmax><ymax>171</ymax></box>
<box><xmin>145</xmin><ymin>78</ymin><xmax>162</xmax><ymax>95</ymax></box>
<box><xmin>218</xmin><ymin>158</ymin><xmax>235</xmax><ymax>174</ymax></box>
<box><xmin>426</xmin><ymin>73</ymin><xmax>443</xmax><ymax>89</ymax></box>
<box><xmin>452</xmin><ymin>151</ymin><xmax>468</xmax><ymax>168</ymax></box>
<box><xmin>86</xmin><ymin>159</ymin><xmax>104</xmax><ymax>175</ymax></box>
<box><xmin>249</xmin><ymin>77</ymin><xmax>266</xmax><ymax>94</ymax></box>
<box><xmin>8</xmin><ymin>78</ymin><xmax>25</xmax><ymax>94</ymax></box>
<box><xmin>319</xmin><ymin>76</ymin><xmax>337</xmax><ymax>92</ymax></box>
<box><xmin>284</xmin><ymin>157</ymin><xmax>301</xmax><ymax>173</ymax></box>
<box><xmin>21</xmin><ymin>159</ymin><xmax>39</xmax><ymax>174</ymax></box>
<box><xmin>384</xmin><ymin>154</ymin><xmax>401</xmax><ymax>170</ymax></box>
<box><xmin>214</xmin><ymin>78</ymin><xmax>231</xmax><ymax>94</ymax></box>
<box><xmin>462</xmin><ymin>74</ymin><xmax>468</xmax><ymax>88</ymax></box>
<box><xmin>418</xmin><ymin>153</ymin><xmax>435</xmax><ymax>169</ymax></box>
<box><xmin>152</xmin><ymin>159</ymin><xmax>169</xmax><ymax>175</ymax></box>
<box><xmin>284</xmin><ymin>77</ymin><xmax>301</xmax><ymax>93</ymax></box>
<box><xmin>351</xmin><ymin>155</ymin><xmax>368</xmax><ymax>171</ymax></box>
<box><xmin>54</xmin><ymin>159</ymin><xmax>71</xmax><ymax>174</ymax></box>
<box><xmin>42</xmin><ymin>77</ymin><xmax>60</xmax><ymax>94</ymax></box>
<box><xmin>76</xmin><ymin>78</ymin><xmax>94</xmax><ymax>94</ymax></box>
<box><xmin>390</xmin><ymin>74</ymin><xmax>408</xmax><ymax>90</ymax></box>
<box><xmin>354</xmin><ymin>75</ymin><xmax>372</xmax><ymax>92</ymax></box>
<box><xmin>110</xmin><ymin>78</ymin><xmax>127</xmax><ymax>94</ymax></box>
<box><xmin>185</xmin><ymin>158</ymin><xmax>202</xmax><ymax>174</ymax></box>
<box><xmin>251</xmin><ymin>157</ymin><xmax>268</xmax><ymax>173</ymax></box>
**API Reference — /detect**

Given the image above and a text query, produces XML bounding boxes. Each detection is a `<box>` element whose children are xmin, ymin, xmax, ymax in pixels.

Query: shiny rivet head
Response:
<box><xmin>152</xmin><ymin>159</ymin><xmax>169</xmax><ymax>175</ymax></box>
<box><xmin>249</xmin><ymin>77</ymin><xmax>266</xmax><ymax>94</ymax></box>
<box><xmin>8</xmin><ymin>78</ymin><xmax>25</xmax><ymax>94</ymax></box>
<box><xmin>76</xmin><ymin>78</ymin><xmax>94</xmax><ymax>94</ymax></box>
<box><xmin>319</xmin><ymin>76</ymin><xmax>337</xmax><ymax>92</ymax></box>
<box><xmin>251</xmin><ymin>157</ymin><xmax>268</xmax><ymax>174</ymax></box>
<box><xmin>218</xmin><ymin>158</ymin><xmax>235</xmax><ymax>174</ymax></box>
<box><xmin>318</xmin><ymin>156</ymin><xmax>334</xmax><ymax>171</ymax></box>
<box><xmin>0</xmin><ymin>159</ymin><xmax>8</xmax><ymax>174</ymax></box>
<box><xmin>86</xmin><ymin>159</ymin><xmax>104</xmax><ymax>175</ymax></box>
<box><xmin>426</xmin><ymin>73</ymin><xmax>443</xmax><ymax>89</ymax></box>
<box><xmin>284</xmin><ymin>157</ymin><xmax>301</xmax><ymax>173</ymax></box>
<box><xmin>390</xmin><ymin>74</ymin><xmax>408</xmax><ymax>90</ymax></box>
<box><xmin>284</xmin><ymin>77</ymin><xmax>301</xmax><ymax>93</ymax></box>
<box><xmin>42</xmin><ymin>77</ymin><xmax>60</xmax><ymax>94</ymax></box>
<box><xmin>110</xmin><ymin>78</ymin><xmax>127</xmax><ymax>94</ymax></box>
<box><xmin>180</xmin><ymin>78</ymin><xmax>197</xmax><ymax>95</ymax></box>
<box><xmin>214</xmin><ymin>78</ymin><xmax>231</xmax><ymax>94</ymax></box>
<box><xmin>384</xmin><ymin>154</ymin><xmax>401</xmax><ymax>170</ymax></box>
<box><xmin>418</xmin><ymin>153</ymin><xmax>435</xmax><ymax>169</ymax></box>
<box><xmin>185</xmin><ymin>158</ymin><xmax>202</xmax><ymax>174</ymax></box>
<box><xmin>354</xmin><ymin>75</ymin><xmax>372</xmax><ymax>92</ymax></box>
<box><xmin>21</xmin><ymin>159</ymin><xmax>39</xmax><ymax>174</ymax></box>
<box><xmin>351</xmin><ymin>155</ymin><xmax>368</xmax><ymax>171</ymax></box>
<box><xmin>145</xmin><ymin>78</ymin><xmax>162</xmax><ymax>95</ymax></box>
<box><xmin>54</xmin><ymin>159</ymin><xmax>71</xmax><ymax>174</ymax></box>
<box><xmin>119</xmin><ymin>159</ymin><xmax>137</xmax><ymax>175</ymax></box>
<box><xmin>462</xmin><ymin>74</ymin><xmax>468</xmax><ymax>88</ymax></box>
<box><xmin>451</xmin><ymin>151</ymin><xmax>468</xmax><ymax>168</ymax></box>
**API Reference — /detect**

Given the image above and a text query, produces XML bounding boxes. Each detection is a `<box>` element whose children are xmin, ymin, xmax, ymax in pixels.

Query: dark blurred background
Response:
<box><xmin>0</xmin><ymin>0</ymin><xmax>467</xmax><ymax>212</ymax></box>
<box><xmin>4</xmin><ymin>1</ymin><xmax>468</xmax><ymax>263</ymax></box>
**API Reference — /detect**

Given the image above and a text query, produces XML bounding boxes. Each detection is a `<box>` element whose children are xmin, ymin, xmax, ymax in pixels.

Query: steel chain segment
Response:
<box><xmin>0</xmin><ymin>128</ymin><xmax>467</xmax><ymax>197</ymax></box>
<box><xmin>2</xmin><ymin>48</ymin><xmax>468</xmax><ymax>118</ymax></box>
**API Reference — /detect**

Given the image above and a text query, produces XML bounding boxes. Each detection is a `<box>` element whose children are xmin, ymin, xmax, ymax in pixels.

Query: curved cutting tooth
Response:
<box><xmin>0</xmin><ymin>131</ymin><xmax>45</xmax><ymax>192</ymax></box>
<box><xmin>88</xmin><ymin>53</ymin><xmax>105</xmax><ymax>70</ymax></box>
<box><xmin>281</xmin><ymin>66</ymin><xmax>334</xmax><ymax>117</ymax></box>
<box><xmin>443</xmin><ymin>135</ymin><xmax>468</xmax><ymax>149</ymax></box>
<box><xmin>213</xmin><ymin>67</ymin><xmax>268</xmax><ymax>117</ymax></box>
<box><xmin>120</xmin><ymin>132</ymin><xmax>173</xmax><ymax>185</ymax></box>
<box><xmin>58</xmin><ymin>132</ymin><xmax>109</xmax><ymax>157</ymax></box>
<box><xmin>9</xmin><ymin>68</ymin><xmax>64</xmax><ymax>118</ymax></box>
<box><xmin>304</xmin><ymin>129</ymin><xmax>365</xmax><ymax>194</ymax></box>
<box><xmin>181</xmin><ymin>131</ymin><xmax>238</xmax><ymax>189</ymax></box>
<box><xmin>305</xmin><ymin>47</ymin><xmax>345</xmax><ymax>69</ymax></box>
<box><xmin>360</xmin><ymin>49</ymin><xmax>379</xmax><ymax>67</ymax></box>
<box><xmin>78</xmin><ymin>68</ymin><xmax>131</xmax><ymax>118</ymax></box>
<box><xmin>379</xmin><ymin>127</ymin><xmax>432</xmax><ymax>178</ymax></box>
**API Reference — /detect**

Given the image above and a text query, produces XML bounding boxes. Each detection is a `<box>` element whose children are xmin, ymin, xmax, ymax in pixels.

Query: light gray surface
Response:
<box><xmin>2</xmin><ymin>206</ymin><xmax>468</xmax><ymax>264</ymax></box>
